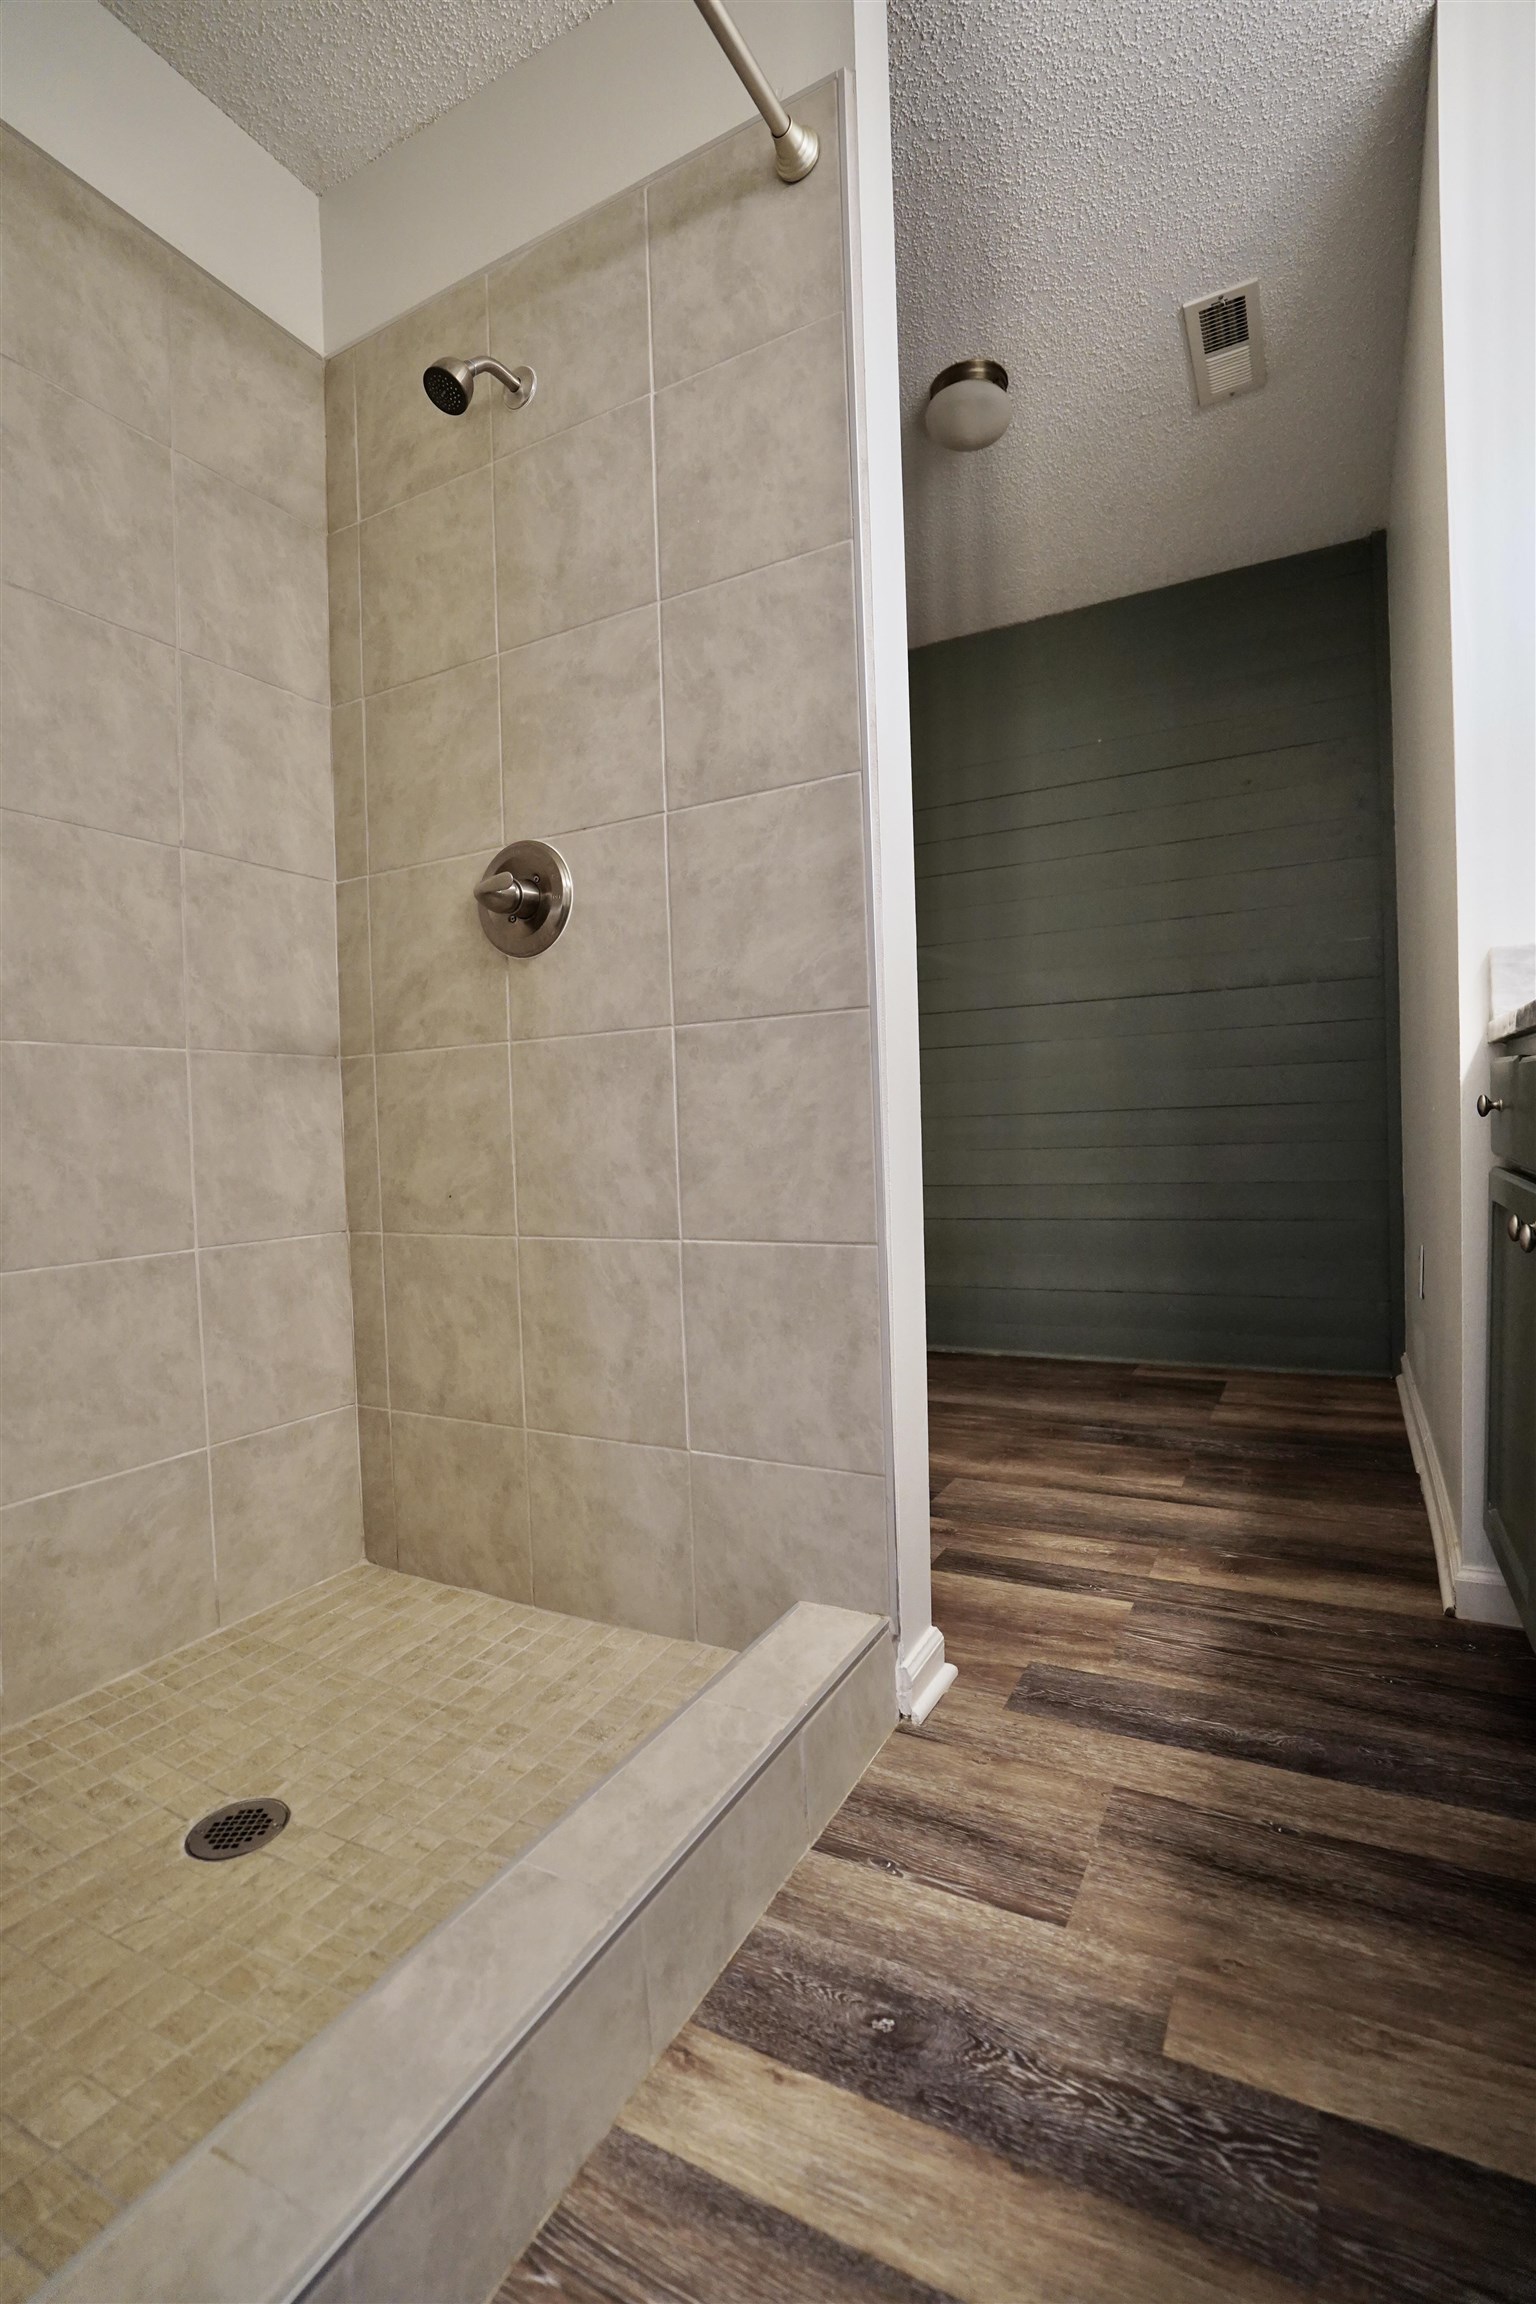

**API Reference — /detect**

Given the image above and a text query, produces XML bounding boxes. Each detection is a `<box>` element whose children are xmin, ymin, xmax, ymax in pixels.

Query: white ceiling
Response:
<box><xmin>891</xmin><ymin>0</ymin><xmax>1435</xmax><ymax>645</ymax></box>
<box><xmin>102</xmin><ymin>0</ymin><xmax>1435</xmax><ymax>647</ymax></box>
<box><xmin>99</xmin><ymin>0</ymin><xmax>609</xmax><ymax>193</ymax></box>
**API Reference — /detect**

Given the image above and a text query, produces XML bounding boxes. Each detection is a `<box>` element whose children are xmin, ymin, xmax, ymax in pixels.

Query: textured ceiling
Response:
<box><xmin>103</xmin><ymin>0</ymin><xmax>1434</xmax><ymax>646</ymax></box>
<box><xmin>891</xmin><ymin>0</ymin><xmax>1435</xmax><ymax>645</ymax></box>
<box><xmin>100</xmin><ymin>0</ymin><xmax>611</xmax><ymax>192</ymax></box>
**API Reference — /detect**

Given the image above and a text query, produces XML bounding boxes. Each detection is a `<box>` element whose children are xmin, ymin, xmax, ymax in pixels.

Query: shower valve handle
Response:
<box><xmin>474</xmin><ymin>868</ymin><xmax>544</xmax><ymax>921</ymax></box>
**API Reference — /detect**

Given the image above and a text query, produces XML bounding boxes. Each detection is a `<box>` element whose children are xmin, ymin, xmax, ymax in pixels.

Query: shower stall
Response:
<box><xmin>0</xmin><ymin>41</ymin><xmax>926</xmax><ymax>2302</ymax></box>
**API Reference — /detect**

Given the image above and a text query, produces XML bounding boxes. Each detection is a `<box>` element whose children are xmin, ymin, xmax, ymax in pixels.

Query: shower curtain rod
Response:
<box><xmin>689</xmin><ymin>0</ymin><xmax>820</xmax><ymax>180</ymax></box>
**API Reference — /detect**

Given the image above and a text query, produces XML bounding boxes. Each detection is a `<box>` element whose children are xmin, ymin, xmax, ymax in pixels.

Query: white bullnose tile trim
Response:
<box><xmin>38</xmin><ymin>1601</ymin><xmax>895</xmax><ymax>2304</ymax></box>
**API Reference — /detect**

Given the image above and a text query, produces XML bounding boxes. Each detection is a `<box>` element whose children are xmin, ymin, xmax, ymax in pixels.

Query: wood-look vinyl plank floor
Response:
<box><xmin>500</xmin><ymin>1356</ymin><xmax>1536</xmax><ymax>2303</ymax></box>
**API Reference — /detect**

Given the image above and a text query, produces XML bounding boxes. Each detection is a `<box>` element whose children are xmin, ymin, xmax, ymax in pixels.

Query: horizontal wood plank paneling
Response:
<box><xmin>910</xmin><ymin>539</ymin><xmax>1400</xmax><ymax>1370</ymax></box>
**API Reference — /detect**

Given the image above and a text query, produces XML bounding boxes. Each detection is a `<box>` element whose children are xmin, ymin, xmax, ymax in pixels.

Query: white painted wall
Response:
<box><xmin>0</xmin><ymin>0</ymin><xmax>323</xmax><ymax>347</ymax></box>
<box><xmin>320</xmin><ymin>0</ymin><xmax>855</xmax><ymax>348</ymax></box>
<box><xmin>842</xmin><ymin>4</ymin><xmax>948</xmax><ymax>1722</ymax></box>
<box><xmin>1390</xmin><ymin>0</ymin><xmax>1536</xmax><ymax>1625</ymax></box>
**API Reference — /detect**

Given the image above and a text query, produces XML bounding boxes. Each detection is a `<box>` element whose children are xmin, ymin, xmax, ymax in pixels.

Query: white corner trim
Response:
<box><xmin>897</xmin><ymin>1624</ymin><xmax>957</xmax><ymax>1726</ymax></box>
<box><xmin>1</xmin><ymin>0</ymin><xmax>323</xmax><ymax>350</ymax></box>
<box><xmin>1453</xmin><ymin>1563</ymin><xmax>1524</xmax><ymax>1629</ymax></box>
<box><xmin>1396</xmin><ymin>1359</ymin><xmax>1459</xmax><ymax>1615</ymax></box>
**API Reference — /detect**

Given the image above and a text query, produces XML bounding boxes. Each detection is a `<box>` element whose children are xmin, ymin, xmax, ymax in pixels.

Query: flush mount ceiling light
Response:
<box><xmin>924</xmin><ymin>358</ymin><xmax>1011</xmax><ymax>451</ymax></box>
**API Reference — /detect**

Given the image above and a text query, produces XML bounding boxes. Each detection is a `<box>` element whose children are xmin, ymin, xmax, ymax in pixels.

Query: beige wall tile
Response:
<box><xmin>512</xmin><ymin>1030</ymin><xmax>678</xmax><ymax>1240</ymax></box>
<box><xmin>675</xmin><ymin>1011</ymin><xmax>876</xmax><ymax>1245</ymax></box>
<box><xmin>1</xmin><ymin>359</ymin><xmax>174</xmax><ymax>640</ymax></box>
<box><xmin>0</xmin><ymin>1455</ymin><xmax>215</xmax><ymax>1723</ymax></box>
<box><xmin>520</xmin><ymin>1238</ymin><xmax>685</xmax><ymax>1447</ymax></box>
<box><xmin>0</xmin><ymin>587</ymin><xmax>178</xmax><ymax>842</ymax></box>
<box><xmin>0</xmin><ymin>129</ymin><xmax>170</xmax><ymax>440</ymax></box>
<box><xmin>1</xmin><ymin>814</ymin><xmax>184</xmax><ymax>1047</ymax></box>
<box><xmin>488</xmin><ymin>189</ymin><xmax>650</xmax><ymax>452</ymax></box>
<box><xmin>682</xmin><ymin>1241</ymin><xmax>884</xmax><ymax>1473</ymax></box>
<box><xmin>801</xmin><ymin>1628</ymin><xmax>896</xmax><ymax>1836</ymax></box>
<box><xmin>359</xmin><ymin>467</ymin><xmax>495</xmax><ymax>695</ymax></box>
<box><xmin>646</xmin><ymin>83</ymin><xmax>843</xmax><ymax>388</ymax></box>
<box><xmin>383</xmin><ymin>1233</ymin><xmax>522</xmax><ymax>1425</ymax></box>
<box><xmin>654</xmin><ymin>315</ymin><xmax>850</xmax><ymax>597</ymax></box>
<box><xmin>180</xmin><ymin>654</ymin><xmax>334</xmax><ymax>881</ymax></box>
<box><xmin>0</xmin><ymin>1254</ymin><xmax>205</xmax><ymax>1504</ymax></box>
<box><xmin>331</xmin><ymin>702</ymin><xmax>367</xmax><ymax>881</ymax></box>
<box><xmin>505</xmin><ymin>815</ymin><xmax>671</xmax><ymax>1042</ymax></box>
<box><xmin>526</xmin><ymin>1430</ymin><xmax>692</xmax><ymax>1638</ymax></box>
<box><xmin>641</xmin><ymin>1733</ymin><xmax>807</xmax><ymax>2051</ymax></box>
<box><xmin>340</xmin><ymin>1058</ymin><xmax>381</xmax><ymax>1232</ymax></box>
<box><xmin>357</xmin><ymin>1405</ymin><xmax>396</xmax><ymax>1567</ymax></box>
<box><xmin>336</xmin><ymin>878</ymin><xmax>374</xmax><ymax>1057</ymax></box>
<box><xmin>190</xmin><ymin>1053</ymin><xmax>346</xmax><ymax>1246</ymax></box>
<box><xmin>493</xmin><ymin>398</ymin><xmax>656</xmax><ymax>650</ymax></box>
<box><xmin>323</xmin><ymin>348</ymin><xmax>359</xmax><ymax>532</ymax></box>
<box><xmin>667</xmin><ymin>776</ymin><xmax>869</xmax><ymax>1024</ymax></box>
<box><xmin>211</xmin><ymin>1410</ymin><xmax>363</xmax><ymax>1624</ymax></box>
<box><xmin>349</xmin><ymin>1231</ymin><xmax>389</xmax><ymax>1409</ymax></box>
<box><xmin>175</xmin><ymin>456</ymin><xmax>328</xmax><ymax>703</ymax></box>
<box><xmin>328</xmin><ymin>524</ymin><xmax>363</xmax><ymax>705</ymax></box>
<box><xmin>391</xmin><ymin>1412</ymin><xmax>531</xmax><ymax>1601</ymax></box>
<box><xmin>364</xmin><ymin>659</ymin><xmax>502</xmax><ymax>875</ymax></box>
<box><xmin>689</xmin><ymin>1453</ymin><xmax>890</xmax><ymax>1647</ymax></box>
<box><xmin>199</xmin><ymin>1234</ymin><xmax>355</xmax><ymax>1443</ymax></box>
<box><xmin>536</xmin><ymin>1696</ymin><xmax>769</xmax><ymax>1907</ymax></box>
<box><xmin>167</xmin><ymin>261</ymin><xmax>325</xmax><ymax>529</ymax></box>
<box><xmin>660</xmin><ymin>544</ymin><xmax>860</xmax><ymax>809</ymax></box>
<box><xmin>369</xmin><ymin>854</ymin><xmax>509</xmax><ymax>1052</ymax></box>
<box><xmin>184</xmin><ymin>852</ymin><xmax>339</xmax><ymax>1055</ymax></box>
<box><xmin>2</xmin><ymin>1046</ymin><xmax>192</xmax><ymax>1270</ymax></box>
<box><xmin>502</xmin><ymin>607</ymin><xmax>663</xmax><ymax>836</ymax></box>
<box><xmin>375</xmin><ymin>1047</ymin><xmax>515</xmax><ymax>1234</ymax></box>
<box><xmin>354</xmin><ymin>273</ymin><xmax>490</xmax><ymax>519</ymax></box>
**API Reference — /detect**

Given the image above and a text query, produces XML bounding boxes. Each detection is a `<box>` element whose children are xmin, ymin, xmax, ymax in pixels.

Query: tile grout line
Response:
<box><xmin>485</xmin><ymin>264</ymin><xmax>536</xmax><ymax>1607</ymax></box>
<box><xmin>4</xmin><ymin>1403</ymin><xmax>365</xmax><ymax>1518</ymax></box>
<box><xmin>166</xmin><ymin>397</ymin><xmax>223</xmax><ymax>1627</ymax></box>
<box><xmin>340</xmin><ymin>348</ymin><xmax>397</xmax><ymax>1573</ymax></box>
<box><xmin>644</xmin><ymin>179</ymin><xmax>699</xmax><ymax>1643</ymax></box>
<box><xmin>0</xmin><ymin>1000</ymin><xmax>874</xmax><ymax>1064</ymax></box>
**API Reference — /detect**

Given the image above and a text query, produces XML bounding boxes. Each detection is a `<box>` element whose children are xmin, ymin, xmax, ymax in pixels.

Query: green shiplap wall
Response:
<box><xmin>911</xmin><ymin>537</ymin><xmax>1402</xmax><ymax>1374</ymax></box>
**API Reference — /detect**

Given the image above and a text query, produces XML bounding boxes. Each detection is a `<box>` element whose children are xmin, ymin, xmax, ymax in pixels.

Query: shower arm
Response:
<box><xmin>689</xmin><ymin>0</ymin><xmax>819</xmax><ymax>181</ymax></box>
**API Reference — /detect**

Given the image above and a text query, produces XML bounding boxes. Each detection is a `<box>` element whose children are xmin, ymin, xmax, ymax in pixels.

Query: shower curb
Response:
<box><xmin>38</xmin><ymin>1602</ymin><xmax>895</xmax><ymax>2304</ymax></box>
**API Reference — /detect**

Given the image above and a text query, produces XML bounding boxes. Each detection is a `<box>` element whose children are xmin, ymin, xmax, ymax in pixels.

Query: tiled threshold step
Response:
<box><xmin>41</xmin><ymin>1604</ymin><xmax>894</xmax><ymax>2304</ymax></box>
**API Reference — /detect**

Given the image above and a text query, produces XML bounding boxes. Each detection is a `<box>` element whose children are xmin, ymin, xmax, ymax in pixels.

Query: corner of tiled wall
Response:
<box><xmin>0</xmin><ymin>128</ymin><xmax>362</xmax><ymax>1724</ymax></box>
<box><xmin>325</xmin><ymin>78</ymin><xmax>894</xmax><ymax>1654</ymax></box>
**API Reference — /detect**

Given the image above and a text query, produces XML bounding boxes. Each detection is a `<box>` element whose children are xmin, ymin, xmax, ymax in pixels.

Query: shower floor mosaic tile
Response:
<box><xmin>0</xmin><ymin>1565</ymin><xmax>730</xmax><ymax>2296</ymax></box>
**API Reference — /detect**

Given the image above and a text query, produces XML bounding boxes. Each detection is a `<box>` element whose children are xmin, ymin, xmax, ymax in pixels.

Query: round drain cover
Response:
<box><xmin>184</xmin><ymin>1798</ymin><xmax>290</xmax><ymax>1862</ymax></box>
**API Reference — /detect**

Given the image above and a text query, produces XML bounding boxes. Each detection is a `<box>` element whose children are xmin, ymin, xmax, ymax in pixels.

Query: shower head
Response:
<box><xmin>421</xmin><ymin>356</ymin><xmax>536</xmax><ymax>418</ymax></box>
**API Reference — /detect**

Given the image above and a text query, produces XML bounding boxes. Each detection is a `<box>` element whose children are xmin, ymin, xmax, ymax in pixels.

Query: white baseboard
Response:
<box><xmin>1397</xmin><ymin>1357</ymin><xmax>1524</xmax><ymax>1626</ymax></box>
<box><xmin>1396</xmin><ymin>1359</ymin><xmax>1458</xmax><ymax>1616</ymax></box>
<box><xmin>897</xmin><ymin>1623</ymin><xmax>957</xmax><ymax>1726</ymax></box>
<box><xmin>1453</xmin><ymin>1562</ymin><xmax>1524</xmax><ymax>1628</ymax></box>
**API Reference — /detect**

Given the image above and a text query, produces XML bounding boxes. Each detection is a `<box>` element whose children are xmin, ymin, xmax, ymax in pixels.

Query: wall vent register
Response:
<box><xmin>1182</xmin><ymin>278</ymin><xmax>1267</xmax><ymax>406</ymax></box>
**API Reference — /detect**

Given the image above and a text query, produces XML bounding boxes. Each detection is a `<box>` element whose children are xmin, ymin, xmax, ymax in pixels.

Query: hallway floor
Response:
<box><xmin>501</xmin><ymin>1356</ymin><xmax>1536</xmax><ymax>2302</ymax></box>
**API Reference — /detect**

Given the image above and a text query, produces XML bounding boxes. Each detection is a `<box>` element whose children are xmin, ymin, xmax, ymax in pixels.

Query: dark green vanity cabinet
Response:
<box><xmin>1486</xmin><ymin>1163</ymin><xmax>1536</xmax><ymax>1647</ymax></box>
